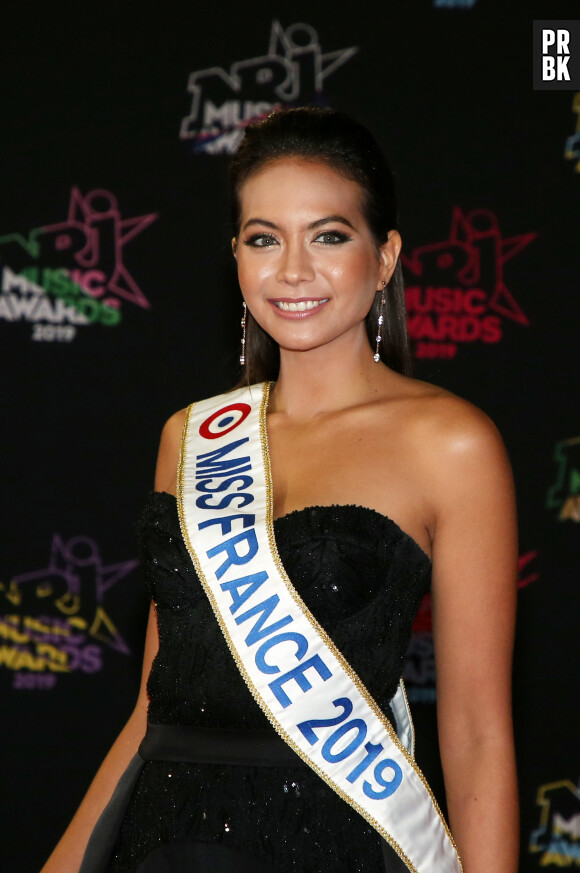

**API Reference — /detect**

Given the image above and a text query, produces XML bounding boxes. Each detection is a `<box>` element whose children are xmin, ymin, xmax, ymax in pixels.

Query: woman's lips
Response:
<box><xmin>269</xmin><ymin>297</ymin><xmax>330</xmax><ymax>317</ymax></box>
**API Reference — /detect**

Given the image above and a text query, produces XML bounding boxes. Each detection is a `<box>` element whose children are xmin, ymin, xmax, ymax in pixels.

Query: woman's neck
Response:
<box><xmin>269</xmin><ymin>338</ymin><xmax>390</xmax><ymax>420</ymax></box>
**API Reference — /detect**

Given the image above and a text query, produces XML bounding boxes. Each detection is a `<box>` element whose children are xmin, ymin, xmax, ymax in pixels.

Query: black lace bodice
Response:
<box><xmin>108</xmin><ymin>493</ymin><xmax>431</xmax><ymax>873</ymax></box>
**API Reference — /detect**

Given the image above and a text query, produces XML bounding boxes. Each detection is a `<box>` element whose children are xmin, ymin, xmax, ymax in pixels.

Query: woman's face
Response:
<box><xmin>233</xmin><ymin>158</ymin><xmax>400</xmax><ymax>359</ymax></box>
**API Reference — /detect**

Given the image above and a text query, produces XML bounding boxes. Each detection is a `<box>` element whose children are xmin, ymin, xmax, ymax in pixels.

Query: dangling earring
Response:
<box><xmin>239</xmin><ymin>302</ymin><xmax>247</xmax><ymax>366</ymax></box>
<box><xmin>373</xmin><ymin>282</ymin><xmax>386</xmax><ymax>363</ymax></box>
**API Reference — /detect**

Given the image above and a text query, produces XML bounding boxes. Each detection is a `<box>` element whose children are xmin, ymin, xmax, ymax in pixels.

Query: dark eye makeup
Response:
<box><xmin>243</xmin><ymin>233</ymin><xmax>278</xmax><ymax>247</ymax></box>
<box><xmin>243</xmin><ymin>229</ymin><xmax>352</xmax><ymax>248</ymax></box>
<box><xmin>314</xmin><ymin>230</ymin><xmax>352</xmax><ymax>244</ymax></box>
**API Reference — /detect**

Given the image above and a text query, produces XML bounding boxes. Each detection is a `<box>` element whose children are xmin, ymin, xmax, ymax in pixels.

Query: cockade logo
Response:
<box><xmin>529</xmin><ymin>779</ymin><xmax>580</xmax><ymax>866</ymax></box>
<box><xmin>0</xmin><ymin>534</ymin><xmax>137</xmax><ymax>689</ymax></box>
<box><xmin>0</xmin><ymin>188</ymin><xmax>157</xmax><ymax>342</ymax></box>
<box><xmin>179</xmin><ymin>20</ymin><xmax>358</xmax><ymax>154</ymax></box>
<box><xmin>402</xmin><ymin>207</ymin><xmax>536</xmax><ymax>359</ymax></box>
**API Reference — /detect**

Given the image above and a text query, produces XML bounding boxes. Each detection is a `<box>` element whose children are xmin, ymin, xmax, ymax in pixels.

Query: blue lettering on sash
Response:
<box><xmin>187</xmin><ymin>403</ymin><xmax>408</xmax><ymax>808</ymax></box>
<box><xmin>196</xmin><ymin>475</ymin><xmax>253</xmax><ymax>493</ymax></box>
<box><xmin>207</xmin><ymin>529</ymin><xmax>259</xmax><ymax>578</ymax></box>
<box><xmin>196</xmin><ymin>438</ymin><xmax>251</xmax><ymax>475</ymax></box>
<box><xmin>255</xmin><ymin>631</ymin><xmax>309</xmax><ymax>674</ymax></box>
<box><xmin>196</xmin><ymin>465</ymin><xmax>252</xmax><ymax>478</ymax></box>
<box><xmin>220</xmin><ymin>571</ymin><xmax>269</xmax><ymax>614</ymax></box>
<box><xmin>363</xmin><ymin>759</ymin><xmax>402</xmax><ymax>799</ymax></box>
<box><xmin>196</xmin><ymin>441</ymin><xmax>254</xmax><ymax>511</ymax></box>
<box><xmin>234</xmin><ymin>594</ymin><xmax>293</xmax><ymax>644</ymax></box>
<box><xmin>198</xmin><ymin>514</ymin><xmax>256</xmax><ymax>534</ymax></box>
<box><xmin>269</xmin><ymin>655</ymin><xmax>332</xmax><ymax>708</ymax></box>
<box><xmin>296</xmin><ymin>697</ymin><xmax>403</xmax><ymax>797</ymax></box>
<box><xmin>196</xmin><ymin>492</ymin><xmax>254</xmax><ymax>510</ymax></box>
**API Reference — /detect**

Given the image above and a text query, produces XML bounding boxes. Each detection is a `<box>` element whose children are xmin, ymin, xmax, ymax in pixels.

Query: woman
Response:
<box><xmin>41</xmin><ymin>108</ymin><xmax>518</xmax><ymax>873</ymax></box>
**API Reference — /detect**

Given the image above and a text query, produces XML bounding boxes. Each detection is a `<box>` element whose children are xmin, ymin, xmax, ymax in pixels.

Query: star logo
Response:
<box><xmin>1</xmin><ymin>534</ymin><xmax>138</xmax><ymax>654</ymax></box>
<box><xmin>0</xmin><ymin>187</ymin><xmax>157</xmax><ymax>311</ymax></box>
<box><xmin>518</xmin><ymin>551</ymin><xmax>540</xmax><ymax>589</ymax></box>
<box><xmin>180</xmin><ymin>20</ymin><xmax>358</xmax><ymax>152</ymax></box>
<box><xmin>402</xmin><ymin>207</ymin><xmax>536</xmax><ymax>325</ymax></box>
<box><xmin>41</xmin><ymin>188</ymin><xmax>158</xmax><ymax>309</ymax></box>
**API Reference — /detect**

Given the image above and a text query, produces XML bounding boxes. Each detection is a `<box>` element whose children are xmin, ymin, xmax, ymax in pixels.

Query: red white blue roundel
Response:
<box><xmin>199</xmin><ymin>403</ymin><xmax>251</xmax><ymax>440</ymax></box>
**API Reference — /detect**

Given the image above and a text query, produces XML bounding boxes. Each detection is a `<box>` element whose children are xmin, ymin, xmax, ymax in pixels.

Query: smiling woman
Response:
<box><xmin>233</xmin><ymin>159</ymin><xmax>399</xmax><ymax>365</ymax></box>
<box><xmin>229</xmin><ymin>109</ymin><xmax>413</xmax><ymax>385</ymax></box>
<box><xmin>41</xmin><ymin>108</ymin><xmax>519</xmax><ymax>873</ymax></box>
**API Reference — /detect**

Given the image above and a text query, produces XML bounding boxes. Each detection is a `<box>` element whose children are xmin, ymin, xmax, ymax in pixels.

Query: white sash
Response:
<box><xmin>177</xmin><ymin>382</ymin><xmax>462</xmax><ymax>873</ymax></box>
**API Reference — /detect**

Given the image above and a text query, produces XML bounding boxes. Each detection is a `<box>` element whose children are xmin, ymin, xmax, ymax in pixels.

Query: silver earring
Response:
<box><xmin>373</xmin><ymin>282</ymin><xmax>386</xmax><ymax>363</ymax></box>
<box><xmin>239</xmin><ymin>302</ymin><xmax>247</xmax><ymax>365</ymax></box>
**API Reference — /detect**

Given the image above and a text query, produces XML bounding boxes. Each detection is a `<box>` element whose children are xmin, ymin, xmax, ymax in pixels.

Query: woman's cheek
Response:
<box><xmin>238</xmin><ymin>259</ymin><xmax>274</xmax><ymax>292</ymax></box>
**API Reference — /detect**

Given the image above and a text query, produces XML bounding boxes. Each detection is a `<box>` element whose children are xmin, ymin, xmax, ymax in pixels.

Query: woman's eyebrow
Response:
<box><xmin>241</xmin><ymin>218</ymin><xmax>278</xmax><ymax>231</ymax></box>
<box><xmin>241</xmin><ymin>215</ymin><xmax>356</xmax><ymax>232</ymax></box>
<box><xmin>308</xmin><ymin>215</ymin><xmax>356</xmax><ymax>230</ymax></box>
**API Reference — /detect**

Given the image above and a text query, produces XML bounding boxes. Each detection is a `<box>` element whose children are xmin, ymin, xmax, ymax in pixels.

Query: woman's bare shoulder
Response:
<box><xmin>154</xmin><ymin>407</ymin><xmax>189</xmax><ymax>495</ymax></box>
<box><xmin>393</xmin><ymin>376</ymin><xmax>512</xmax><ymax>501</ymax></box>
<box><xmin>161</xmin><ymin>407</ymin><xmax>189</xmax><ymax>439</ymax></box>
<box><xmin>389</xmin><ymin>374</ymin><xmax>502</xmax><ymax>449</ymax></box>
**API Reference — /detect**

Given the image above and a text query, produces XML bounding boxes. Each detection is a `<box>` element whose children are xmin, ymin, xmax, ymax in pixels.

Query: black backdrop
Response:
<box><xmin>1</xmin><ymin>2</ymin><xmax>579</xmax><ymax>871</ymax></box>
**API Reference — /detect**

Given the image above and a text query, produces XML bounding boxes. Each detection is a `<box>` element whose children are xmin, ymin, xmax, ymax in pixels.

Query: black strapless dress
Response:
<box><xmin>105</xmin><ymin>493</ymin><xmax>432</xmax><ymax>873</ymax></box>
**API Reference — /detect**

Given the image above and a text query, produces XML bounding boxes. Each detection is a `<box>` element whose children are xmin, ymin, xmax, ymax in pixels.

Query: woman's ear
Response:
<box><xmin>231</xmin><ymin>237</ymin><xmax>238</xmax><ymax>258</ymax></box>
<box><xmin>378</xmin><ymin>230</ymin><xmax>402</xmax><ymax>286</ymax></box>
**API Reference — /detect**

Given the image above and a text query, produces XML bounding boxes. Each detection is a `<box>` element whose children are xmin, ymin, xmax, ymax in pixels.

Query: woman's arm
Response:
<box><xmin>40</xmin><ymin>603</ymin><xmax>159</xmax><ymax>873</ymax></box>
<box><xmin>426</xmin><ymin>399</ymin><xmax>519</xmax><ymax>873</ymax></box>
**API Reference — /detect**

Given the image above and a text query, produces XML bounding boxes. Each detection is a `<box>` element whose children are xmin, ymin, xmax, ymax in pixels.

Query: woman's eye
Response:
<box><xmin>315</xmin><ymin>230</ymin><xmax>351</xmax><ymax>245</ymax></box>
<box><xmin>244</xmin><ymin>234</ymin><xmax>278</xmax><ymax>247</ymax></box>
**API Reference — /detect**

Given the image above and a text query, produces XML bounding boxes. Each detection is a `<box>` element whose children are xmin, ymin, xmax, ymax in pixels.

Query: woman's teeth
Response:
<box><xmin>275</xmin><ymin>299</ymin><xmax>328</xmax><ymax>312</ymax></box>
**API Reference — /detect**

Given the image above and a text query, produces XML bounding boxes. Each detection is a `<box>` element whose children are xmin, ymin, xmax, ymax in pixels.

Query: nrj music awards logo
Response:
<box><xmin>547</xmin><ymin>436</ymin><xmax>580</xmax><ymax>522</ymax></box>
<box><xmin>530</xmin><ymin>778</ymin><xmax>580</xmax><ymax>866</ymax></box>
<box><xmin>179</xmin><ymin>20</ymin><xmax>357</xmax><ymax>154</ymax></box>
<box><xmin>402</xmin><ymin>207</ymin><xmax>536</xmax><ymax>360</ymax></box>
<box><xmin>0</xmin><ymin>188</ymin><xmax>158</xmax><ymax>342</ymax></box>
<box><xmin>0</xmin><ymin>534</ymin><xmax>137</xmax><ymax>690</ymax></box>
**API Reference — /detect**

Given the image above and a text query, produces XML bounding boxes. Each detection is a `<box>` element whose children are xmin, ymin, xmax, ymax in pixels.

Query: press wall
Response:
<box><xmin>1</xmin><ymin>4</ymin><xmax>579</xmax><ymax>871</ymax></box>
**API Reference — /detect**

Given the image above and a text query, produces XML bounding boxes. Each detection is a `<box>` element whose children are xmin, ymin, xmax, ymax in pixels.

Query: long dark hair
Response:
<box><xmin>229</xmin><ymin>107</ymin><xmax>412</xmax><ymax>383</ymax></box>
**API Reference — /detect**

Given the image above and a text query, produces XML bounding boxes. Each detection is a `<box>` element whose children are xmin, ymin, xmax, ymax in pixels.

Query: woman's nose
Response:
<box><xmin>276</xmin><ymin>242</ymin><xmax>315</xmax><ymax>286</ymax></box>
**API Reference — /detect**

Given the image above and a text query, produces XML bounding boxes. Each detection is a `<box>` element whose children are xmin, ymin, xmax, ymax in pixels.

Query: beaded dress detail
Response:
<box><xmin>107</xmin><ymin>492</ymin><xmax>431</xmax><ymax>873</ymax></box>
